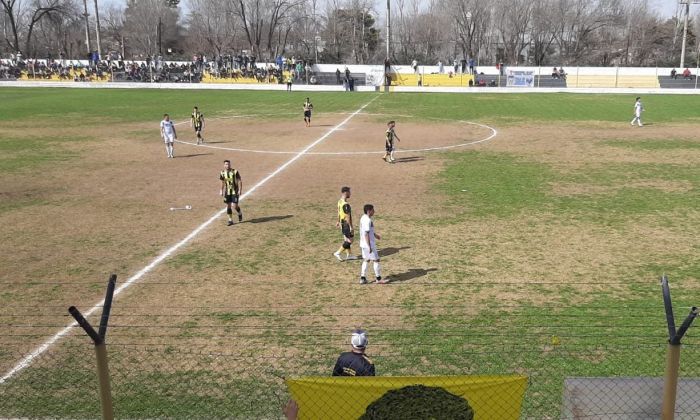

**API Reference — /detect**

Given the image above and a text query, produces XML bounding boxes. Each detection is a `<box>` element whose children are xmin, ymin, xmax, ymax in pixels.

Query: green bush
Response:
<box><xmin>360</xmin><ymin>385</ymin><xmax>474</xmax><ymax>420</ymax></box>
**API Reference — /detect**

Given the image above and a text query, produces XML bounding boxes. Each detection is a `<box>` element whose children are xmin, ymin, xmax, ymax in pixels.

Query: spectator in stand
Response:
<box><xmin>344</xmin><ymin>66</ymin><xmax>350</xmax><ymax>83</ymax></box>
<box><xmin>336</xmin><ymin>68</ymin><xmax>341</xmax><ymax>84</ymax></box>
<box><xmin>461</xmin><ymin>58</ymin><xmax>467</xmax><ymax>74</ymax></box>
<box><xmin>552</xmin><ymin>67</ymin><xmax>559</xmax><ymax>79</ymax></box>
<box><xmin>468</xmin><ymin>57</ymin><xmax>475</xmax><ymax>75</ymax></box>
<box><xmin>411</xmin><ymin>59</ymin><xmax>418</xmax><ymax>74</ymax></box>
<box><xmin>437</xmin><ymin>60</ymin><xmax>443</xmax><ymax>74</ymax></box>
<box><xmin>558</xmin><ymin>67</ymin><xmax>566</xmax><ymax>80</ymax></box>
<box><xmin>670</xmin><ymin>68</ymin><xmax>677</xmax><ymax>79</ymax></box>
<box><xmin>683</xmin><ymin>67</ymin><xmax>692</xmax><ymax>79</ymax></box>
<box><xmin>453</xmin><ymin>59</ymin><xmax>458</xmax><ymax>74</ymax></box>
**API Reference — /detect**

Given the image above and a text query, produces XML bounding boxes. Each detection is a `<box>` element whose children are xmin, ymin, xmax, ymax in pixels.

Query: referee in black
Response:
<box><xmin>332</xmin><ymin>329</ymin><xmax>376</xmax><ymax>376</ymax></box>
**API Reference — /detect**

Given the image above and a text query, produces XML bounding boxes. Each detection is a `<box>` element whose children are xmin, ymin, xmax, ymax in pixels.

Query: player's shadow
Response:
<box><xmin>177</xmin><ymin>153</ymin><xmax>213</xmax><ymax>158</ymax></box>
<box><xmin>393</xmin><ymin>156</ymin><xmax>425</xmax><ymax>164</ymax></box>
<box><xmin>313</xmin><ymin>124</ymin><xmax>335</xmax><ymax>127</ymax></box>
<box><xmin>386</xmin><ymin>268</ymin><xmax>438</xmax><ymax>283</ymax></box>
<box><xmin>379</xmin><ymin>246</ymin><xmax>411</xmax><ymax>258</ymax></box>
<box><xmin>245</xmin><ymin>215</ymin><xmax>294</xmax><ymax>224</ymax></box>
<box><xmin>199</xmin><ymin>140</ymin><xmax>228</xmax><ymax>144</ymax></box>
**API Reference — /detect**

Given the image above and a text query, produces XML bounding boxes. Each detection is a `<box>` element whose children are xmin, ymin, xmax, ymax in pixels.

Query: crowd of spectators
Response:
<box><xmin>0</xmin><ymin>52</ymin><xmax>204</xmax><ymax>83</ymax></box>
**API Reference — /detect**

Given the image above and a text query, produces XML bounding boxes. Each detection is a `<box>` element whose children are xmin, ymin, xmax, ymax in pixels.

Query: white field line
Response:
<box><xmin>0</xmin><ymin>95</ymin><xmax>380</xmax><ymax>385</ymax></box>
<box><xmin>175</xmin><ymin>120</ymin><xmax>498</xmax><ymax>155</ymax></box>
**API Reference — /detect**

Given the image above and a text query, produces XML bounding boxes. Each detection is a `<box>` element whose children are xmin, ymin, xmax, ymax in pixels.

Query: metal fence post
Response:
<box><xmin>68</xmin><ymin>274</ymin><xmax>117</xmax><ymax>420</ymax></box>
<box><xmin>660</xmin><ymin>275</ymin><xmax>698</xmax><ymax>420</ymax></box>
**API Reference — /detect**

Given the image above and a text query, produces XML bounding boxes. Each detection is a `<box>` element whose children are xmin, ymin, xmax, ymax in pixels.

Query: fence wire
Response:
<box><xmin>1</xmin><ymin>295</ymin><xmax>698</xmax><ymax>418</ymax></box>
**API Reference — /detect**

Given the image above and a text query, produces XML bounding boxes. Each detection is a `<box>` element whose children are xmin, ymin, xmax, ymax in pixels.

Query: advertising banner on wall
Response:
<box><xmin>506</xmin><ymin>70</ymin><xmax>535</xmax><ymax>87</ymax></box>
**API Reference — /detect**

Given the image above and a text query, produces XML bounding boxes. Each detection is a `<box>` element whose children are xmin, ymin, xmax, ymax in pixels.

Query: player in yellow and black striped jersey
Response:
<box><xmin>191</xmin><ymin>106</ymin><xmax>205</xmax><ymax>145</ymax></box>
<box><xmin>303</xmin><ymin>98</ymin><xmax>313</xmax><ymax>127</ymax></box>
<box><xmin>382</xmin><ymin>120</ymin><xmax>401</xmax><ymax>163</ymax></box>
<box><xmin>333</xmin><ymin>186</ymin><xmax>357</xmax><ymax>261</ymax></box>
<box><xmin>219</xmin><ymin>160</ymin><xmax>243</xmax><ymax>226</ymax></box>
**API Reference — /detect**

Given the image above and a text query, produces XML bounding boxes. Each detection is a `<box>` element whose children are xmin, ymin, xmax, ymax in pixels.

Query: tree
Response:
<box><xmin>185</xmin><ymin>0</ymin><xmax>239</xmax><ymax>56</ymax></box>
<box><xmin>122</xmin><ymin>0</ymin><xmax>181</xmax><ymax>57</ymax></box>
<box><xmin>1</xmin><ymin>0</ymin><xmax>68</xmax><ymax>55</ymax></box>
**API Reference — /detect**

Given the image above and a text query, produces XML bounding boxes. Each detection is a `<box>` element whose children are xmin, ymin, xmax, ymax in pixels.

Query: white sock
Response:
<box><xmin>361</xmin><ymin>260</ymin><xmax>368</xmax><ymax>277</ymax></box>
<box><xmin>165</xmin><ymin>144</ymin><xmax>170</xmax><ymax>156</ymax></box>
<box><xmin>373</xmin><ymin>262</ymin><xmax>381</xmax><ymax>278</ymax></box>
<box><xmin>390</xmin><ymin>151</ymin><xmax>395</xmax><ymax>160</ymax></box>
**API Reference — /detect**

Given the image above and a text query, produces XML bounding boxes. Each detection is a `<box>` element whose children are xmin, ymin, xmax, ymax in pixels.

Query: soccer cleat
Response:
<box><xmin>360</xmin><ymin>276</ymin><xmax>368</xmax><ymax>284</ymax></box>
<box><xmin>238</xmin><ymin>214</ymin><xmax>243</xmax><ymax>222</ymax></box>
<box><xmin>227</xmin><ymin>220</ymin><xmax>234</xmax><ymax>226</ymax></box>
<box><xmin>333</xmin><ymin>251</ymin><xmax>344</xmax><ymax>261</ymax></box>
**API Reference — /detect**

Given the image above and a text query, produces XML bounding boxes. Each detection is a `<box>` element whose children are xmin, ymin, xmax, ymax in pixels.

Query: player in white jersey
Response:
<box><xmin>160</xmin><ymin>113</ymin><xmax>177</xmax><ymax>158</ymax></box>
<box><xmin>359</xmin><ymin>204</ymin><xmax>384</xmax><ymax>284</ymax></box>
<box><xmin>630</xmin><ymin>97</ymin><xmax>644</xmax><ymax>127</ymax></box>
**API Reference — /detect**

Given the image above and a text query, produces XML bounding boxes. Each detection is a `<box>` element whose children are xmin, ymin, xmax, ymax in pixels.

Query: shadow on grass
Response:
<box><xmin>246</xmin><ymin>214</ymin><xmax>294</xmax><ymax>224</ymax></box>
<box><xmin>175</xmin><ymin>153</ymin><xmax>213</xmax><ymax>158</ymax></box>
<box><xmin>393</xmin><ymin>156</ymin><xmax>425</xmax><ymax>163</ymax></box>
<box><xmin>385</xmin><ymin>267</ymin><xmax>438</xmax><ymax>283</ymax></box>
<box><xmin>379</xmin><ymin>246</ymin><xmax>411</xmax><ymax>257</ymax></box>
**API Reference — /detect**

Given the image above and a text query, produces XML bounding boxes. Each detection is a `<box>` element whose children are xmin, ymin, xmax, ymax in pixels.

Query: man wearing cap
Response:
<box><xmin>332</xmin><ymin>329</ymin><xmax>375</xmax><ymax>376</ymax></box>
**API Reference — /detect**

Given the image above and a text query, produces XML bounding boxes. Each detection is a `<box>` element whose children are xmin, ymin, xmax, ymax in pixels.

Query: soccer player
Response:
<box><xmin>334</xmin><ymin>186</ymin><xmax>357</xmax><ymax>261</ymax></box>
<box><xmin>191</xmin><ymin>106</ymin><xmax>205</xmax><ymax>144</ymax></box>
<box><xmin>382</xmin><ymin>120</ymin><xmax>401</xmax><ymax>163</ymax></box>
<box><xmin>303</xmin><ymin>97</ymin><xmax>313</xmax><ymax>127</ymax></box>
<box><xmin>219</xmin><ymin>160</ymin><xmax>243</xmax><ymax>226</ymax></box>
<box><xmin>359</xmin><ymin>204</ymin><xmax>383</xmax><ymax>284</ymax></box>
<box><xmin>630</xmin><ymin>97</ymin><xmax>644</xmax><ymax>127</ymax></box>
<box><xmin>160</xmin><ymin>113</ymin><xmax>177</xmax><ymax>158</ymax></box>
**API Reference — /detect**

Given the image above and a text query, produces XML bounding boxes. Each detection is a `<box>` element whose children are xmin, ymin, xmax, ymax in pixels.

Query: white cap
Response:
<box><xmin>351</xmin><ymin>329</ymin><xmax>368</xmax><ymax>349</ymax></box>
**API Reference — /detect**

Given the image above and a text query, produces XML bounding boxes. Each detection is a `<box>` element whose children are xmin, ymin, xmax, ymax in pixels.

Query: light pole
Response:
<box><xmin>81</xmin><ymin>0</ymin><xmax>91</xmax><ymax>54</ymax></box>
<box><xmin>386</xmin><ymin>0</ymin><xmax>391</xmax><ymax>60</ymax></box>
<box><xmin>679</xmin><ymin>0</ymin><xmax>700</xmax><ymax>69</ymax></box>
<box><xmin>93</xmin><ymin>0</ymin><xmax>102</xmax><ymax>59</ymax></box>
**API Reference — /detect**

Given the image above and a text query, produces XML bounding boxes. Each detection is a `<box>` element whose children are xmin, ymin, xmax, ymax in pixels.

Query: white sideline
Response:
<box><xmin>0</xmin><ymin>95</ymin><xmax>380</xmax><ymax>385</ymax></box>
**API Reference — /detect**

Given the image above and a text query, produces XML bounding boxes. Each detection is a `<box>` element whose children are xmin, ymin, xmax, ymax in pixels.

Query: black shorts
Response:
<box><xmin>385</xmin><ymin>142</ymin><xmax>394</xmax><ymax>152</ymax></box>
<box><xmin>304</xmin><ymin>111</ymin><xmax>311</xmax><ymax>118</ymax></box>
<box><xmin>223</xmin><ymin>194</ymin><xmax>239</xmax><ymax>204</ymax></box>
<box><xmin>193</xmin><ymin>125</ymin><xmax>202</xmax><ymax>132</ymax></box>
<box><xmin>341</xmin><ymin>222</ymin><xmax>354</xmax><ymax>239</ymax></box>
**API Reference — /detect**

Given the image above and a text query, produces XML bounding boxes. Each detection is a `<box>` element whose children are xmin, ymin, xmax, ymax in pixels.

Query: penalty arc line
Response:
<box><xmin>0</xmin><ymin>95</ymin><xmax>380</xmax><ymax>385</ymax></box>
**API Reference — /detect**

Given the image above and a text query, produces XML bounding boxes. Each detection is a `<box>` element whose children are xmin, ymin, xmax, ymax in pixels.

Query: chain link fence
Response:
<box><xmin>1</xmin><ymin>282</ymin><xmax>698</xmax><ymax>418</ymax></box>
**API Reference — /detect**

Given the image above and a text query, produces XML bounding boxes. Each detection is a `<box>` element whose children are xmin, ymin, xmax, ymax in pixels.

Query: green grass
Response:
<box><xmin>369</xmin><ymin>93</ymin><xmax>700</xmax><ymax>124</ymax></box>
<box><xmin>3</xmin><ymin>89</ymin><xmax>700</xmax><ymax>125</ymax></box>
<box><xmin>0</xmin><ymin>135</ymin><xmax>92</xmax><ymax>172</ymax></box>
<box><xmin>603</xmin><ymin>138</ymin><xmax>700</xmax><ymax>150</ymax></box>
<box><xmin>438</xmin><ymin>151</ymin><xmax>700</xmax><ymax>224</ymax></box>
<box><xmin>0</xmin><ymin>88</ymin><xmax>375</xmax><ymax>124</ymax></box>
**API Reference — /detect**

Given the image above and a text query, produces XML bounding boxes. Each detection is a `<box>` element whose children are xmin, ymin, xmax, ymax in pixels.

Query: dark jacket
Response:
<box><xmin>332</xmin><ymin>351</ymin><xmax>375</xmax><ymax>377</ymax></box>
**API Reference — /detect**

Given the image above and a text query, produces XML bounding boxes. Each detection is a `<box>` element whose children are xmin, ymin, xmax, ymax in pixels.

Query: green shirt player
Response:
<box><xmin>219</xmin><ymin>160</ymin><xmax>243</xmax><ymax>226</ymax></box>
<box><xmin>333</xmin><ymin>186</ymin><xmax>357</xmax><ymax>261</ymax></box>
<box><xmin>191</xmin><ymin>106</ymin><xmax>205</xmax><ymax>145</ymax></box>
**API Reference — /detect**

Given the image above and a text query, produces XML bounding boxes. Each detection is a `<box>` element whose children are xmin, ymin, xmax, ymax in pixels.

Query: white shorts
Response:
<box><xmin>361</xmin><ymin>247</ymin><xmax>379</xmax><ymax>261</ymax></box>
<box><xmin>163</xmin><ymin>134</ymin><xmax>175</xmax><ymax>143</ymax></box>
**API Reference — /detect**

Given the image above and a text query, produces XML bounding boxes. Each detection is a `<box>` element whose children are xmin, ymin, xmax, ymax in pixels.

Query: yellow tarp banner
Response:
<box><xmin>286</xmin><ymin>375</ymin><xmax>527</xmax><ymax>420</ymax></box>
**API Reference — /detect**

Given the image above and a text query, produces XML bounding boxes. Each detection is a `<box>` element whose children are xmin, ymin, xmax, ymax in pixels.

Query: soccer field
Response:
<box><xmin>1</xmin><ymin>88</ymin><xmax>699</xmax><ymax>418</ymax></box>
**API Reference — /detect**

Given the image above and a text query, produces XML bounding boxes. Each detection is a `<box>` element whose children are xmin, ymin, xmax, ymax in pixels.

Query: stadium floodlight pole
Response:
<box><xmin>68</xmin><ymin>274</ymin><xmax>117</xmax><ymax>420</ymax></box>
<box><xmin>679</xmin><ymin>0</ymin><xmax>700</xmax><ymax>69</ymax></box>
<box><xmin>386</xmin><ymin>0</ymin><xmax>391</xmax><ymax>60</ymax></box>
<box><xmin>660</xmin><ymin>275</ymin><xmax>698</xmax><ymax>420</ymax></box>
<box><xmin>93</xmin><ymin>0</ymin><xmax>102</xmax><ymax>60</ymax></box>
<box><xmin>81</xmin><ymin>0</ymin><xmax>91</xmax><ymax>54</ymax></box>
